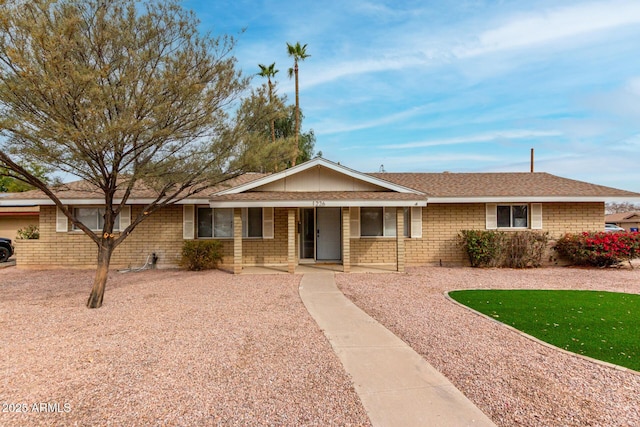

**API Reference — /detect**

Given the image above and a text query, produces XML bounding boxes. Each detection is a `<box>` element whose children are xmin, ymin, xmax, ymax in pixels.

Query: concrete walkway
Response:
<box><xmin>299</xmin><ymin>272</ymin><xmax>497</xmax><ymax>427</ymax></box>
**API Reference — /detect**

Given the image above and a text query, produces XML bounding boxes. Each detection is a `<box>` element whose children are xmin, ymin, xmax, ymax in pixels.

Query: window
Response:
<box><xmin>384</xmin><ymin>208</ymin><xmax>397</xmax><ymax>236</ymax></box>
<box><xmin>361</xmin><ymin>207</ymin><xmax>383</xmax><ymax>236</ymax></box>
<box><xmin>214</xmin><ymin>209</ymin><xmax>233</xmax><ymax>238</ymax></box>
<box><xmin>497</xmin><ymin>205</ymin><xmax>528</xmax><ymax>228</ymax></box>
<box><xmin>195</xmin><ymin>207</ymin><xmax>267</xmax><ymax>239</ymax></box>
<box><xmin>73</xmin><ymin>207</ymin><xmax>120</xmax><ymax>231</ymax></box>
<box><xmin>197</xmin><ymin>208</ymin><xmax>213</xmax><ymax>238</ymax></box>
<box><xmin>244</xmin><ymin>207</ymin><xmax>263</xmax><ymax>238</ymax></box>
<box><xmin>197</xmin><ymin>208</ymin><xmax>233</xmax><ymax>238</ymax></box>
<box><xmin>361</xmin><ymin>207</ymin><xmax>398</xmax><ymax>237</ymax></box>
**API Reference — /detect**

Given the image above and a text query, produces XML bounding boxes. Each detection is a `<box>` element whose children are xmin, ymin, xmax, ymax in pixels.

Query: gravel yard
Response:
<box><xmin>337</xmin><ymin>266</ymin><xmax>640</xmax><ymax>427</ymax></box>
<box><xmin>0</xmin><ymin>268</ymin><xmax>370</xmax><ymax>426</ymax></box>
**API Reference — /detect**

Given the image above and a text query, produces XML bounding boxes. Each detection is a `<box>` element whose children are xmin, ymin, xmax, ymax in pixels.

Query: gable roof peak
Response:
<box><xmin>214</xmin><ymin>157</ymin><xmax>424</xmax><ymax>195</ymax></box>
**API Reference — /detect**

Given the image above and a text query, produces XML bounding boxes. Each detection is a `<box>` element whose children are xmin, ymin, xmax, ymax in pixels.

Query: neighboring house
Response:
<box><xmin>605</xmin><ymin>211</ymin><xmax>640</xmax><ymax>232</ymax></box>
<box><xmin>1</xmin><ymin>158</ymin><xmax>640</xmax><ymax>271</ymax></box>
<box><xmin>0</xmin><ymin>193</ymin><xmax>39</xmax><ymax>240</ymax></box>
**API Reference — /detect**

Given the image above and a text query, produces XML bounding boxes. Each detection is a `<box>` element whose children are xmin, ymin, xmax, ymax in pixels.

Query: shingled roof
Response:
<box><xmin>605</xmin><ymin>211</ymin><xmax>640</xmax><ymax>223</ymax></box>
<box><xmin>2</xmin><ymin>160</ymin><xmax>639</xmax><ymax>206</ymax></box>
<box><xmin>0</xmin><ymin>173</ymin><xmax>269</xmax><ymax>205</ymax></box>
<box><xmin>369</xmin><ymin>172</ymin><xmax>640</xmax><ymax>200</ymax></box>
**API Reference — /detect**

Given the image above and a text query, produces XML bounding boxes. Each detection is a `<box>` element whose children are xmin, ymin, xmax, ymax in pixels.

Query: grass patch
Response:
<box><xmin>448</xmin><ymin>290</ymin><xmax>640</xmax><ymax>372</ymax></box>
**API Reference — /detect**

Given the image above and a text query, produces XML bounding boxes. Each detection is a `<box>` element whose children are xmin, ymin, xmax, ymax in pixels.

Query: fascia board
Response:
<box><xmin>427</xmin><ymin>196</ymin><xmax>640</xmax><ymax>203</ymax></box>
<box><xmin>0</xmin><ymin>198</ymin><xmax>210</xmax><ymax>206</ymax></box>
<box><xmin>209</xmin><ymin>200</ymin><xmax>428</xmax><ymax>208</ymax></box>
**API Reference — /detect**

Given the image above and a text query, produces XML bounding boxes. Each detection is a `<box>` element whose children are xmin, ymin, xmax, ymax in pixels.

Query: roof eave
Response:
<box><xmin>209</xmin><ymin>200</ymin><xmax>428</xmax><ymax>208</ymax></box>
<box><xmin>428</xmin><ymin>196</ymin><xmax>640</xmax><ymax>203</ymax></box>
<box><xmin>0</xmin><ymin>198</ymin><xmax>211</xmax><ymax>206</ymax></box>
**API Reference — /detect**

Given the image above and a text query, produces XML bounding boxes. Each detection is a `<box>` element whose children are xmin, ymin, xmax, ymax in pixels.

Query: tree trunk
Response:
<box><xmin>87</xmin><ymin>241</ymin><xmax>114</xmax><ymax>309</ymax></box>
<box><xmin>292</xmin><ymin>62</ymin><xmax>299</xmax><ymax>166</ymax></box>
<box><xmin>269</xmin><ymin>79</ymin><xmax>278</xmax><ymax>172</ymax></box>
<box><xmin>268</xmin><ymin>80</ymin><xmax>276</xmax><ymax>145</ymax></box>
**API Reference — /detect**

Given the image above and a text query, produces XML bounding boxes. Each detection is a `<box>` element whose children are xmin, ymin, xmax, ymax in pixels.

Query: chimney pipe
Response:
<box><xmin>530</xmin><ymin>148</ymin><xmax>534</xmax><ymax>173</ymax></box>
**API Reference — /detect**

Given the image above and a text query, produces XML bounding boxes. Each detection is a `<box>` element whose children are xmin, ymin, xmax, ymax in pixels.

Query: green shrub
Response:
<box><xmin>16</xmin><ymin>224</ymin><xmax>39</xmax><ymax>239</ymax></box>
<box><xmin>180</xmin><ymin>240</ymin><xmax>223</xmax><ymax>271</ymax></box>
<box><xmin>459</xmin><ymin>230</ymin><xmax>549</xmax><ymax>268</ymax></box>
<box><xmin>459</xmin><ymin>230</ymin><xmax>505</xmax><ymax>267</ymax></box>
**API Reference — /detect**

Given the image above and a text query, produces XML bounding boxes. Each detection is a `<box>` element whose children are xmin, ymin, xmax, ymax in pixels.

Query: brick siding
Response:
<box><xmin>16</xmin><ymin>202</ymin><xmax>604</xmax><ymax>269</ymax></box>
<box><xmin>16</xmin><ymin>205</ymin><xmax>184</xmax><ymax>269</ymax></box>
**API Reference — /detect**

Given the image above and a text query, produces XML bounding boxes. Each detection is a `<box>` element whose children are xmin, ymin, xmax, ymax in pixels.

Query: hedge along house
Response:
<box><xmin>3</xmin><ymin>158</ymin><xmax>640</xmax><ymax>271</ymax></box>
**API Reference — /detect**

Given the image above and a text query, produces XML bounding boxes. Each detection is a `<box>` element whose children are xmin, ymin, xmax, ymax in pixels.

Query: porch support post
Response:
<box><xmin>233</xmin><ymin>207</ymin><xmax>242</xmax><ymax>274</ymax></box>
<box><xmin>287</xmin><ymin>208</ymin><xmax>296</xmax><ymax>274</ymax></box>
<box><xmin>342</xmin><ymin>207</ymin><xmax>351</xmax><ymax>273</ymax></box>
<box><xmin>396</xmin><ymin>207</ymin><xmax>405</xmax><ymax>273</ymax></box>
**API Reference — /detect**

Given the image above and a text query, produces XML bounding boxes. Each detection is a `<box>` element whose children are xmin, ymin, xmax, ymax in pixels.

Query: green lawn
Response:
<box><xmin>448</xmin><ymin>289</ymin><xmax>640</xmax><ymax>372</ymax></box>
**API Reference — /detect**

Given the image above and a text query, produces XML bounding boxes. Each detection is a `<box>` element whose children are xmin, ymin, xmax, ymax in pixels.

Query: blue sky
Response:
<box><xmin>185</xmin><ymin>0</ymin><xmax>640</xmax><ymax>192</ymax></box>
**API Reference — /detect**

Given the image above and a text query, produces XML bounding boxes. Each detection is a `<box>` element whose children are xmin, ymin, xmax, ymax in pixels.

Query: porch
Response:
<box><xmin>228</xmin><ymin>206</ymin><xmax>409</xmax><ymax>275</ymax></box>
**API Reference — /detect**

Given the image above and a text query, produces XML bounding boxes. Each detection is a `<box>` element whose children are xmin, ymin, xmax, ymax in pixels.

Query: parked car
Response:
<box><xmin>0</xmin><ymin>237</ymin><xmax>14</xmax><ymax>262</ymax></box>
<box><xmin>604</xmin><ymin>223</ymin><xmax>626</xmax><ymax>233</ymax></box>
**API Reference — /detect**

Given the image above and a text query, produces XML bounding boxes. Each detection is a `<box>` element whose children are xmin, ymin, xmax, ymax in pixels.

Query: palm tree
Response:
<box><xmin>257</xmin><ymin>62</ymin><xmax>279</xmax><ymax>145</ymax></box>
<box><xmin>286</xmin><ymin>42</ymin><xmax>310</xmax><ymax>166</ymax></box>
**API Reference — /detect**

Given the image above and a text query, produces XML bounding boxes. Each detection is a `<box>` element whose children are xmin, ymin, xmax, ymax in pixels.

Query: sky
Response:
<box><xmin>183</xmin><ymin>0</ymin><xmax>640</xmax><ymax>193</ymax></box>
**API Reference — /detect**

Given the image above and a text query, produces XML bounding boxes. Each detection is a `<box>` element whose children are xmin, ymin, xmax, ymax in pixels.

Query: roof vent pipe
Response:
<box><xmin>530</xmin><ymin>148</ymin><xmax>534</xmax><ymax>173</ymax></box>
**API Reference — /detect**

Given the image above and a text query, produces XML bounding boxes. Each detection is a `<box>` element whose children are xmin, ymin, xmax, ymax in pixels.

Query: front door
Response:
<box><xmin>316</xmin><ymin>207</ymin><xmax>341</xmax><ymax>261</ymax></box>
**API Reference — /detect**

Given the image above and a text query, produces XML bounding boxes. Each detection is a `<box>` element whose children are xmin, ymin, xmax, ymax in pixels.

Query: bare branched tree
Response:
<box><xmin>605</xmin><ymin>202</ymin><xmax>640</xmax><ymax>215</ymax></box>
<box><xmin>0</xmin><ymin>0</ymin><xmax>255</xmax><ymax>308</ymax></box>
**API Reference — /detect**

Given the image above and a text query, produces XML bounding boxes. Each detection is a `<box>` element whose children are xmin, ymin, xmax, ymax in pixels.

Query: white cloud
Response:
<box><xmin>301</xmin><ymin>56</ymin><xmax>426</xmax><ymax>90</ymax></box>
<box><xmin>626</xmin><ymin>77</ymin><xmax>640</xmax><ymax>95</ymax></box>
<box><xmin>583</xmin><ymin>75</ymin><xmax>640</xmax><ymax>120</ymax></box>
<box><xmin>263</xmin><ymin>2</ymin><xmax>640</xmax><ymax>92</ymax></box>
<box><xmin>459</xmin><ymin>1</ymin><xmax>640</xmax><ymax>57</ymax></box>
<box><xmin>614</xmin><ymin>133</ymin><xmax>640</xmax><ymax>150</ymax></box>
<box><xmin>344</xmin><ymin>153</ymin><xmax>501</xmax><ymax>173</ymax></box>
<box><xmin>314</xmin><ymin>106</ymin><xmax>428</xmax><ymax>135</ymax></box>
<box><xmin>381</xmin><ymin>130</ymin><xmax>563</xmax><ymax>149</ymax></box>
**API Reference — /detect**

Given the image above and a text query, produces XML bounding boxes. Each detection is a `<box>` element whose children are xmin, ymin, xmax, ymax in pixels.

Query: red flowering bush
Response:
<box><xmin>555</xmin><ymin>231</ymin><xmax>640</xmax><ymax>267</ymax></box>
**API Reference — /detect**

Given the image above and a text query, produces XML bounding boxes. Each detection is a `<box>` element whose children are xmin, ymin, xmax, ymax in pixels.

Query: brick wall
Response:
<box><xmin>16</xmin><ymin>205</ymin><xmax>292</xmax><ymax>269</ymax></box>
<box><xmin>241</xmin><ymin>207</ymin><xmax>289</xmax><ymax>266</ymax></box>
<box><xmin>412</xmin><ymin>202</ymin><xmax>603</xmax><ymax>266</ymax></box>
<box><xmin>16</xmin><ymin>205</ymin><xmax>185</xmax><ymax>269</ymax></box>
<box><xmin>16</xmin><ymin>202</ymin><xmax>605</xmax><ymax>269</ymax></box>
<box><xmin>351</xmin><ymin>238</ymin><xmax>397</xmax><ymax>265</ymax></box>
<box><xmin>406</xmin><ymin>203</ymin><xmax>486</xmax><ymax>266</ymax></box>
<box><xmin>541</xmin><ymin>202</ymin><xmax>603</xmax><ymax>236</ymax></box>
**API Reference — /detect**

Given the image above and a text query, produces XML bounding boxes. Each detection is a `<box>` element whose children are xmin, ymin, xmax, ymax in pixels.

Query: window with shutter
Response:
<box><xmin>488</xmin><ymin>204</ymin><xmax>537</xmax><ymax>229</ymax></box>
<box><xmin>241</xmin><ymin>207</ymin><xmax>263</xmax><ymax>238</ymax></box>
<box><xmin>71</xmin><ymin>207</ymin><xmax>122</xmax><ymax>231</ymax></box>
